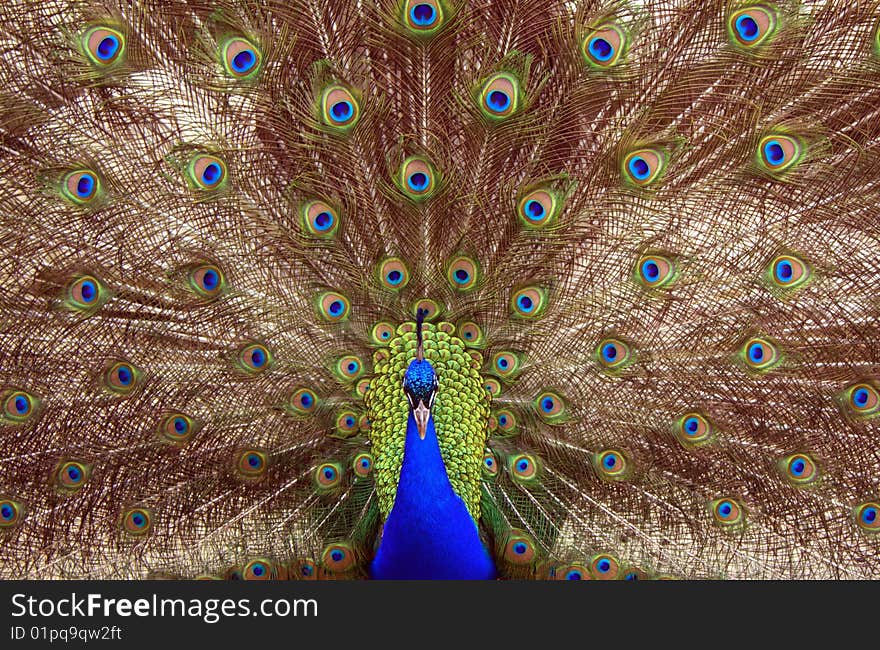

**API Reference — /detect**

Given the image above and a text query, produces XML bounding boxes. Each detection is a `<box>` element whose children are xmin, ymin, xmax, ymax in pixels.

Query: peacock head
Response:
<box><xmin>403</xmin><ymin>308</ymin><xmax>438</xmax><ymax>440</ymax></box>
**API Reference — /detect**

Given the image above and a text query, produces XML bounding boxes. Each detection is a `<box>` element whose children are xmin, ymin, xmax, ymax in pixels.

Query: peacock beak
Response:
<box><xmin>413</xmin><ymin>401</ymin><xmax>430</xmax><ymax>440</ymax></box>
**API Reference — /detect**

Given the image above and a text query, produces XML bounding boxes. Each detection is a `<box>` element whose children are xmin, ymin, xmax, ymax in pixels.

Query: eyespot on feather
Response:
<box><xmin>315</xmin><ymin>291</ymin><xmax>351</xmax><ymax>322</ymax></box>
<box><xmin>478</xmin><ymin>73</ymin><xmax>520</xmax><ymax>120</ymax></box>
<box><xmin>596</xmin><ymin>338</ymin><xmax>633</xmax><ymax>370</ymax></box>
<box><xmin>728</xmin><ymin>6</ymin><xmax>778</xmax><ymax>48</ymax></box>
<box><xmin>767</xmin><ymin>254</ymin><xmax>810</xmax><ymax>291</ymax></box>
<box><xmin>582</xmin><ymin>23</ymin><xmax>626</xmax><ymax>68</ymax></box>
<box><xmin>237</xmin><ymin>343</ymin><xmax>272</xmax><ymax>374</ymax></box>
<box><xmin>675</xmin><ymin>412</ymin><xmax>714</xmax><ymax>447</ymax></box>
<box><xmin>855</xmin><ymin>502</ymin><xmax>880</xmax><ymax>532</ymax></box>
<box><xmin>623</xmin><ymin>149</ymin><xmax>665</xmax><ymax>186</ymax></box>
<box><xmin>370</xmin><ymin>322</ymin><xmax>395</xmax><ymax>345</ymax></box>
<box><xmin>457</xmin><ymin>321</ymin><xmax>484</xmax><ymax>347</ymax></box>
<box><xmin>403</xmin><ymin>0</ymin><xmax>445</xmax><ymax>34</ymax></box>
<box><xmin>757</xmin><ymin>135</ymin><xmax>803</xmax><ymax>174</ymax></box>
<box><xmin>157</xmin><ymin>413</ymin><xmax>200</xmax><ymax>445</ymax></box>
<box><xmin>301</xmin><ymin>201</ymin><xmax>339</xmax><ymax>238</ymax></box>
<box><xmin>188</xmin><ymin>264</ymin><xmax>226</xmax><ymax>298</ymax></box>
<box><xmin>398</xmin><ymin>157</ymin><xmax>437</xmax><ymax>200</ymax></box>
<box><xmin>0</xmin><ymin>498</ymin><xmax>25</xmax><ymax>528</ymax></box>
<box><xmin>494</xmin><ymin>408</ymin><xmax>518</xmax><ymax>434</ymax></box>
<box><xmin>779</xmin><ymin>453</ymin><xmax>818</xmax><ymax>486</ymax></box>
<box><xmin>289</xmin><ymin>387</ymin><xmax>319</xmax><ymax>416</ymax></box>
<box><xmin>446</xmin><ymin>256</ymin><xmax>479</xmax><ymax>291</ymax></box>
<box><xmin>222</xmin><ymin>37</ymin><xmax>262</xmax><ymax>78</ymax></box>
<box><xmin>509</xmin><ymin>452</ymin><xmax>539</xmax><ymax>482</ymax></box>
<box><xmin>842</xmin><ymin>382</ymin><xmax>880</xmax><ymax>418</ymax></box>
<box><xmin>334</xmin><ymin>410</ymin><xmax>359</xmax><ymax>438</ymax></box>
<box><xmin>636</xmin><ymin>254</ymin><xmax>676</xmax><ymax>289</ymax></box>
<box><xmin>243</xmin><ymin>559</ymin><xmax>274</xmax><ymax>580</ymax></box>
<box><xmin>510</xmin><ymin>286</ymin><xmax>548</xmax><ymax>319</ymax></box>
<box><xmin>352</xmin><ymin>452</ymin><xmax>373</xmax><ymax>478</ymax></box>
<box><xmin>1</xmin><ymin>389</ymin><xmax>40</xmax><ymax>424</ymax></box>
<box><xmin>62</xmin><ymin>169</ymin><xmax>101</xmax><ymax>205</ymax></box>
<box><xmin>65</xmin><ymin>275</ymin><xmax>107</xmax><ymax>313</ymax></box>
<box><xmin>377</xmin><ymin>258</ymin><xmax>410</xmax><ymax>291</ymax></box>
<box><xmin>321</xmin><ymin>85</ymin><xmax>360</xmax><ymax>131</ymax></box>
<box><xmin>591</xmin><ymin>554</ymin><xmax>620</xmax><ymax>580</ymax></box>
<box><xmin>103</xmin><ymin>361</ymin><xmax>141</xmax><ymax>395</ymax></box>
<box><xmin>412</xmin><ymin>298</ymin><xmax>442</xmax><ymax>320</ymax></box>
<box><xmin>502</xmin><ymin>531</ymin><xmax>537</xmax><ymax>565</ymax></box>
<box><xmin>82</xmin><ymin>26</ymin><xmax>125</xmax><ymax>67</ymax></box>
<box><xmin>334</xmin><ymin>355</ymin><xmax>365</xmax><ymax>382</ymax></box>
<box><xmin>534</xmin><ymin>391</ymin><xmax>566</xmax><ymax>423</ymax></box>
<box><xmin>0</xmin><ymin>496</ymin><xmax>26</xmax><ymax>531</ymax></box>
<box><xmin>740</xmin><ymin>337</ymin><xmax>781</xmax><ymax>372</ymax></box>
<box><xmin>517</xmin><ymin>188</ymin><xmax>560</xmax><ymax>229</ymax></box>
<box><xmin>54</xmin><ymin>461</ymin><xmax>90</xmax><ymax>493</ymax></box>
<box><xmin>236</xmin><ymin>449</ymin><xmax>268</xmax><ymax>478</ymax></box>
<box><xmin>187</xmin><ymin>154</ymin><xmax>227</xmax><ymax>191</ymax></box>
<box><xmin>314</xmin><ymin>462</ymin><xmax>343</xmax><ymax>490</ymax></box>
<box><xmin>594</xmin><ymin>449</ymin><xmax>630</xmax><ymax>481</ymax></box>
<box><xmin>482</xmin><ymin>450</ymin><xmax>499</xmax><ymax>478</ymax></box>
<box><xmin>710</xmin><ymin>497</ymin><xmax>745</xmax><ymax>527</ymax></box>
<box><xmin>321</xmin><ymin>542</ymin><xmax>356</xmax><ymax>572</ymax></box>
<box><xmin>121</xmin><ymin>507</ymin><xmax>152</xmax><ymax>536</ymax></box>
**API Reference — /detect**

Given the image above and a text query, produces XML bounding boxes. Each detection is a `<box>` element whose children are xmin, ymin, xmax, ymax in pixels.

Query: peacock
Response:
<box><xmin>1</xmin><ymin>0</ymin><xmax>879</xmax><ymax>581</ymax></box>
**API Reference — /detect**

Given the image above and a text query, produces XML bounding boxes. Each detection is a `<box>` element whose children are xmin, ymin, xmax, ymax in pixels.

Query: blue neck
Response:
<box><xmin>370</xmin><ymin>411</ymin><xmax>496</xmax><ymax>580</ymax></box>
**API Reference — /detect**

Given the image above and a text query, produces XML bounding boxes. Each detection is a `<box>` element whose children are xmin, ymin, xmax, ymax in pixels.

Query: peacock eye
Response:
<box><xmin>758</xmin><ymin>135</ymin><xmax>802</xmax><ymax>174</ymax></box>
<box><xmin>315</xmin><ymin>462</ymin><xmax>343</xmax><ymax>489</ymax></box>
<box><xmin>316</xmin><ymin>291</ymin><xmax>351</xmax><ymax>322</ymax></box>
<box><xmin>188</xmin><ymin>154</ymin><xmax>227</xmax><ymax>190</ymax></box>
<box><xmin>243</xmin><ymin>559</ymin><xmax>274</xmax><ymax>580</ymax></box>
<box><xmin>447</xmin><ymin>256</ymin><xmax>479</xmax><ymax>291</ymax></box>
<box><xmin>856</xmin><ymin>502</ymin><xmax>880</xmax><ymax>532</ymax></box>
<box><xmin>222</xmin><ymin>37</ymin><xmax>262</xmax><ymax>78</ymax></box>
<box><xmin>404</xmin><ymin>0</ymin><xmax>444</xmax><ymax>33</ymax></box>
<box><xmin>591</xmin><ymin>554</ymin><xmax>620</xmax><ymax>580</ymax></box>
<box><xmin>623</xmin><ymin>149</ymin><xmax>665</xmax><ymax>186</ymax></box>
<box><xmin>55</xmin><ymin>461</ymin><xmax>90</xmax><ymax>492</ymax></box>
<box><xmin>595</xmin><ymin>449</ymin><xmax>630</xmax><ymax>480</ymax></box>
<box><xmin>377</xmin><ymin>258</ymin><xmax>410</xmax><ymax>291</ymax></box>
<box><xmin>189</xmin><ymin>264</ymin><xmax>226</xmax><ymax>298</ymax></box>
<box><xmin>710</xmin><ymin>497</ymin><xmax>745</xmax><ymax>527</ymax></box>
<box><xmin>729</xmin><ymin>6</ymin><xmax>777</xmax><ymax>48</ymax></box>
<box><xmin>582</xmin><ymin>23</ymin><xmax>626</xmax><ymax>68</ymax></box>
<box><xmin>0</xmin><ymin>498</ymin><xmax>25</xmax><ymax>528</ymax></box>
<box><xmin>62</xmin><ymin>170</ymin><xmax>101</xmax><ymax>205</ymax></box>
<box><xmin>290</xmin><ymin>387</ymin><xmax>319</xmax><ymax>416</ymax></box>
<box><xmin>158</xmin><ymin>413</ymin><xmax>199</xmax><ymax>444</ymax></box>
<box><xmin>321</xmin><ymin>85</ymin><xmax>360</xmax><ymax>130</ymax></box>
<box><xmin>301</xmin><ymin>200</ymin><xmax>339</xmax><ymax>238</ymax></box>
<box><xmin>104</xmin><ymin>361</ymin><xmax>141</xmax><ymax>394</ymax></box>
<box><xmin>83</xmin><ymin>26</ymin><xmax>126</xmax><ymax>67</ymax></box>
<box><xmin>121</xmin><ymin>507</ymin><xmax>152</xmax><ymax>536</ymax></box>
<box><xmin>399</xmin><ymin>157</ymin><xmax>437</xmax><ymax>200</ymax></box>
<box><xmin>237</xmin><ymin>343</ymin><xmax>272</xmax><ymax>373</ymax></box>
<box><xmin>502</xmin><ymin>531</ymin><xmax>536</xmax><ymax>565</ymax></box>
<box><xmin>2</xmin><ymin>389</ymin><xmax>40</xmax><ymax>424</ymax></box>
<box><xmin>779</xmin><ymin>453</ymin><xmax>818</xmax><ymax>486</ymax></box>
<box><xmin>478</xmin><ymin>73</ymin><xmax>520</xmax><ymax>120</ymax></box>
<box><xmin>66</xmin><ymin>275</ymin><xmax>107</xmax><ymax>313</ymax></box>
<box><xmin>636</xmin><ymin>254</ymin><xmax>676</xmax><ymax>289</ymax></box>
<box><xmin>596</xmin><ymin>338</ymin><xmax>633</xmax><ymax>370</ymax></box>
<box><xmin>741</xmin><ymin>337</ymin><xmax>781</xmax><ymax>372</ymax></box>
<box><xmin>353</xmin><ymin>453</ymin><xmax>373</xmax><ymax>478</ymax></box>
<box><xmin>237</xmin><ymin>449</ymin><xmax>268</xmax><ymax>478</ymax></box>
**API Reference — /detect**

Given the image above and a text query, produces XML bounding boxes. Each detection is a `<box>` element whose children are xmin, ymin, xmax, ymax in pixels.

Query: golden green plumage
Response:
<box><xmin>366</xmin><ymin>322</ymin><xmax>490</xmax><ymax>520</ymax></box>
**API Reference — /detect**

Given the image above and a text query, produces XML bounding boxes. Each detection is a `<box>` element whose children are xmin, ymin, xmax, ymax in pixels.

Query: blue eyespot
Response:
<box><xmin>14</xmin><ymin>395</ymin><xmax>29</xmax><ymax>415</ymax></box>
<box><xmin>247</xmin><ymin>453</ymin><xmax>261</xmax><ymax>468</ymax></box>
<box><xmin>76</xmin><ymin>174</ymin><xmax>95</xmax><ymax>198</ymax></box>
<box><xmin>96</xmin><ymin>35</ymin><xmax>120</xmax><ymax>61</ymax></box>
<box><xmin>748</xmin><ymin>343</ymin><xmax>764</xmax><ymax>364</ymax></box>
<box><xmin>603</xmin><ymin>454</ymin><xmax>617</xmax><ymax>470</ymax></box>
<box><xmin>541</xmin><ymin>397</ymin><xmax>554</xmax><ymax>413</ymax></box>
<box><xmin>487</xmin><ymin>90</ymin><xmax>510</xmax><ymax>112</ymax></box>
<box><xmin>314</xmin><ymin>211</ymin><xmax>334</xmax><ymax>231</ymax></box>
<box><xmin>173</xmin><ymin>417</ymin><xmax>188</xmax><ymax>434</ymax></box>
<box><xmin>386</xmin><ymin>270</ymin><xmax>403</xmax><ymax>285</ymax></box>
<box><xmin>300</xmin><ymin>392</ymin><xmax>313</xmax><ymax>408</ymax></box>
<box><xmin>323</xmin><ymin>467</ymin><xmax>337</xmax><ymax>481</ymax></box>
<box><xmin>0</xmin><ymin>505</ymin><xmax>13</xmax><ymax>520</ymax></box>
<box><xmin>596</xmin><ymin>558</ymin><xmax>611</xmax><ymax>573</ymax></box>
<box><xmin>601</xmin><ymin>343</ymin><xmax>618</xmax><ymax>363</ymax></box>
<box><xmin>116</xmin><ymin>366</ymin><xmax>132</xmax><ymax>386</ymax></box>
<box><xmin>345</xmin><ymin>416</ymin><xmax>355</xmax><ymax>427</ymax></box>
<box><xmin>250</xmin><ymin>348</ymin><xmax>266</xmax><ymax>367</ymax></box>
<box><xmin>231</xmin><ymin>49</ymin><xmax>256</xmax><ymax>73</ymax></box>
<box><xmin>790</xmin><ymin>459</ymin><xmax>806</xmax><ymax>476</ymax></box>
<box><xmin>410</xmin><ymin>3</ymin><xmax>436</xmax><ymax>26</ymax></box>
<box><xmin>201</xmin><ymin>269</ymin><xmax>219</xmax><ymax>291</ymax></box>
<box><xmin>513</xmin><ymin>542</ymin><xmax>527</xmax><ymax>555</ymax></box>
<box><xmin>67</xmin><ymin>466</ymin><xmax>81</xmax><ymax>481</ymax></box>
<box><xmin>763</xmin><ymin>140</ymin><xmax>785</xmax><ymax>166</ymax></box>
<box><xmin>331</xmin><ymin>549</ymin><xmax>344</xmax><ymax>562</ymax></box>
<box><xmin>523</xmin><ymin>199</ymin><xmax>545</xmax><ymax>221</ymax></box>
<box><xmin>330</xmin><ymin>101</ymin><xmax>354</xmax><ymax>123</ymax></box>
<box><xmin>588</xmin><ymin>37</ymin><xmax>614</xmax><ymax>61</ymax></box>
<box><xmin>407</xmin><ymin>172</ymin><xmax>429</xmax><ymax>192</ymax></box>
<box><xmin>628</xmin><ymin>156</ymin><xmax>651</xmax><ymax>180</ymax></box>
<box><xmin>328</xmin><ymin>301</ymin><xmax>344</xmax><ymax>316</ymax></box>
<box><xmin>641</xmin><ymin>260</ymin><xmax>660</xmax><ymax>282</ymax></box>
<box><xmin>498</xmin><ymin>414</ymin><xmax>508</xmax><ymax>426</ymax></box>
<box><xmin>863</xmin><ymin>507</ymin><xmax>877</xmax><ymax>524</ymax></box>
<box><xmin>517</xmin><ymin>459</ymin><xmax>530</xmax><ymax>472</ymax></box>
<box><xmin>360</xmin><ymin>458</ymin><xmax>370</xmax><ymax>469</ymax></box>
<box><xmin>565</xmin><ymin>569</ymin><xmax>583</xmax><ymax>580</ymax></box>
<box><xmin>718</xmin><ymin>502</ymin><xmax>732</xmax><ymax>517</ymax></box>
<box><xmin>79</xmin><ymin>280</ymin><xmax>97</xmax><ymax>304</ymax></box>
<box><xmin>684</xmin><ymin>417</ymin><xmax>699</xmax><ymax>434</ymax></box>
<box><xmin>454</xmin><ymin>269</ymin><xmax>470</xmax><ymax>284</ymax></box>
<box><xmin>735</xmin><ymin>15</ymin><xmax>759</xmax><ymax>42</ymax></box>
<box><xmin>201</xmin><ymin>162</ymin><xmax>222</xmax><ymax>186</ymax></box>
<box><xmin>517</xmin><ymin>295</ymin><xmax>534</xmax><ymax>312</ymax></box>
<box><xmin>853</xmin><ymin>388</ymin><xmax>869</xmax><ymax>408</ymax></box>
